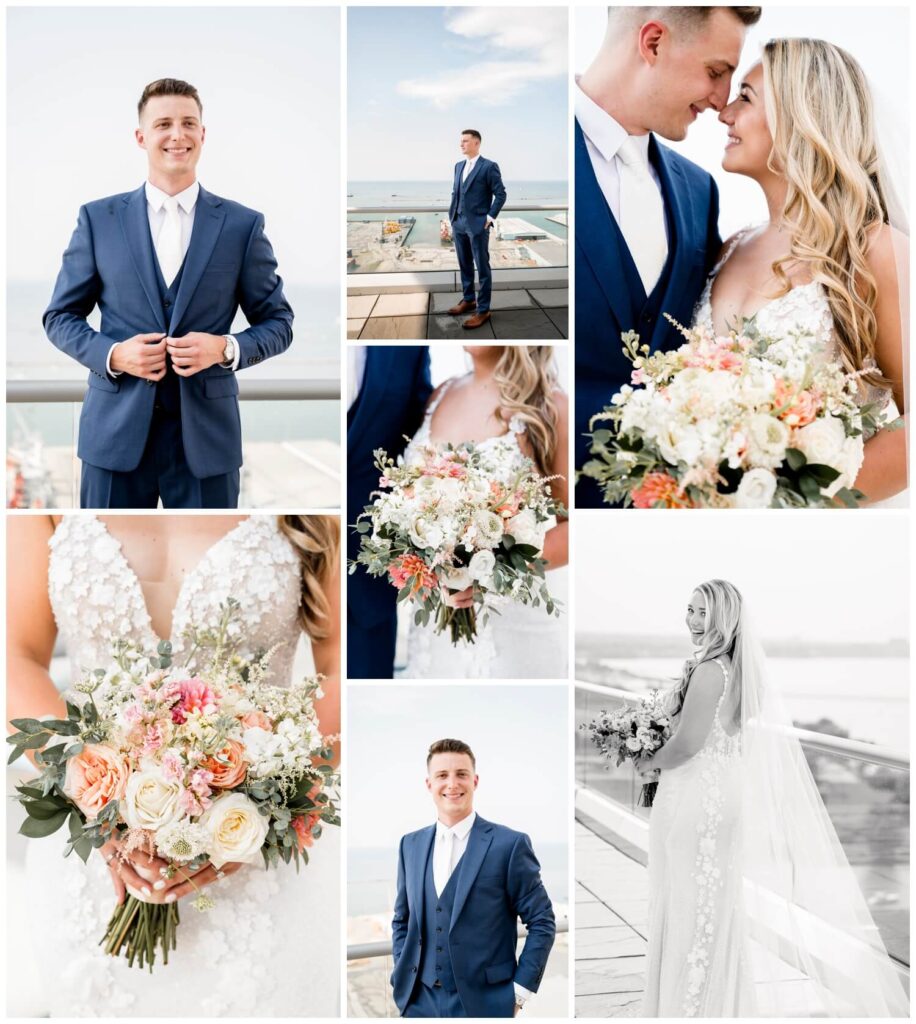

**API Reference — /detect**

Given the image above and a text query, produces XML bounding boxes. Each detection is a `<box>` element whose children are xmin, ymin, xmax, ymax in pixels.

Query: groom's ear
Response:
<box><xmin>638</xmin><ymin>22</ymin><xmax>665</xmax><ymax>65</ymax></box>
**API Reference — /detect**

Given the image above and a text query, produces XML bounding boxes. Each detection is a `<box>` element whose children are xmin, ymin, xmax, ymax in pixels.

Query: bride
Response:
<box><xmin>401</xmin><ymin>345</ymin><xmax>569</xmax><ymax>679</ymax></box>
<box><xmin>637</xmin><ymin>579</ymin><xmax>908</xmax><ymax>1017</ymax></box>
<box><xmin>699</xmin><ymin>37</ymin><xmax>908</xmax><ymax>504</ymax></box>
<box><xmin>6</xmin><ymin>514</ymin><xmax>341</xmax><ymax>1017</ymax></box>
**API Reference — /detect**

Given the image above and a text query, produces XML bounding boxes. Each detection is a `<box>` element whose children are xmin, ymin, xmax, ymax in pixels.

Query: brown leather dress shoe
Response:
<box><xmin>462</xmin><ymin>311</ymin><xmax>491</xmax><ymax>330</ymax></box>
<box><xmin>447</xmin><ymin>299</ymin><xmax>477</xmax><ymax>316</ymax></box>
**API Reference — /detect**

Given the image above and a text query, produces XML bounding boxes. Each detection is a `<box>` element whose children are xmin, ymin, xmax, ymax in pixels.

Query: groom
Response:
<box><xmin>391</xmin><ymin>739</ymin><xmax>556</xmax><ymax>1018</ymax></box>
<box><xmin>347</xmin><ymin>346</ymin><xmax>432</xmax><ymax>679</ymax></box>
<box><xmin>574</xmin><ymin>6</ymin><xmax>761</xmax><ymax>507</ymax></box>
<box><xmin>44</xmin><ymin>78</ymin><xmax>293</xmax><ymax>509</ymax></box>
<box><xmin>447</xmin><ymin>130</ymin><xmax>507</xmax><ymax>330</ymax></box>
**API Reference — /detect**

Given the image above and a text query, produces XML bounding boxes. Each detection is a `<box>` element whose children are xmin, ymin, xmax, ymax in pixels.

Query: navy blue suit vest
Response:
<box><xmin>418</xmin><ymin>843</ymin><xmax>459</xmax><ymax>992</ymax></box>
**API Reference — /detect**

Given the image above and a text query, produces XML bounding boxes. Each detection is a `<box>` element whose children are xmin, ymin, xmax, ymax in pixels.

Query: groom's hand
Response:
<box><xmin>110</xmin><ymin>333</ymin><xmax>167</xmax><ymax>381</ymax></box>
<box><xmin>166</xmin><ymin>332</ymin><xmax>229</xmax><ymax>376</ymax></box>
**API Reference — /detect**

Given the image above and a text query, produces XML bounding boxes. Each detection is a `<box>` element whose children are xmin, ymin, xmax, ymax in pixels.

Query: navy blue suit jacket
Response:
<box><xmin>347</xmin><ymin>346</ymin><xmax>432</xmax><ymax>629</ymax></box>
<box><xmin>574</xmin><ymin>120</ymin><xmax>721</xmax><ymax>507</ymax></box>
<box><xmin>391</xmin><ymin>816</ymin><xmax>556</xmax><ymax>1018</ymax></box>
<box><xmin>449</xmin><ymin>158</ymin><xmax>507</xmax><ymax>234</ymax></box>
<box><xmin>43</xmin><ymin>184</ymin><xmax>293</xmax><ymax>478</ymax></box>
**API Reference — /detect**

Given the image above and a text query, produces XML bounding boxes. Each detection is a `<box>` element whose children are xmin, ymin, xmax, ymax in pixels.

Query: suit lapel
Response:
<box><xmin>449</xmin><ymin>816</ymin><xmax>493</xmax><ymax>933</ymax></box>
<box><xmin>348</xmin><ymin>346</ymin><xmax>394</xmax><ymax>449</ymax></box>
<box><xmin>169</xmin><ymin>185</ymin><xmax>226</xmax><ymax>332</ymax></box>
<box><xmin>462</xmin><ymin>157</ymin><xmax>484</xmax><ymax>193</ymax></box>
<box><xmin>574</xmin><ymin>120</ymin><xmax>639</xmax><ymax>332</ymax></box>
<box><xmin>118</xmin><ymin>185</ymin><xmax>166</xmax><ymax>331</ymax></box>
<box><xmin>410</xmin><ymin>826</ymin><xmax>436</xmax><ymax>923</ymax></box>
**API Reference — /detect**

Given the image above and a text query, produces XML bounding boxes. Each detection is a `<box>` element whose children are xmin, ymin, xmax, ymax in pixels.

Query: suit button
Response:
<box><xmin>411</xmin><ymin>967</ymin><xmax>417</xmax><ymax>973</ymax></box>
<box><xmin>436</xmin><ymin>947</ymin><xmax>442</xmax><ymax>953</ymax></box>
<box><xmin>164</xmin><ymin>299</ymin><xmax>171</xmax><ymax>308</ymax></box>
<box><xmin>436</xmin><ymin>907</ymin><xmax>442</xmax><ymax>913</ymax></box>
<box><xmin>436</xmin><ymin>927</ymin><xmax>442</xmax><ymax>933</ymax></box>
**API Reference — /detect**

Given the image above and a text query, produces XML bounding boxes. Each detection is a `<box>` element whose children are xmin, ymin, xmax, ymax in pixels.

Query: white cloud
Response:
<box><xmin>397</xmin><ymin>7</ymin><xmax>567</xmax><ymax>110</ymax></box>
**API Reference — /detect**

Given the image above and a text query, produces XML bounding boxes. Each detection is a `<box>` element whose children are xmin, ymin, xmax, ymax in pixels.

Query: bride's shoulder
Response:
<box><xmin>714</xmin><ymin>225</ymin><xmax>759</xmax><ymax>266</ymax></box>
<box><xmin>424</xmin><ymin>375</ymin><xmax>463</xmax><ymax>411</ymax></box>
<box><xmin>690</xmin><ymin>657</ymin><xmax>729</xmax><ymax>690</ymax></box>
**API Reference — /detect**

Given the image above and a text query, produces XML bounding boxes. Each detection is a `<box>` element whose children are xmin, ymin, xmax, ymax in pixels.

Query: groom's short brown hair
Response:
<box><xmin>461</xmin><ymin>129</ymin><xmax>482</xmax><ymax>142</ymax></box>
<box><xmin>427</xmin><ymin>738</ymin><xmax>476</xmax><ymax>769</ymax></box>
<box><xmin>610</xmin><ymin>6</ymin><xmax>762</xmax><ymax>31</ymax></box>
<box><xmin>138</xmin><ymin>78</ymin><xmax>203</xmax><ymax>120</ymax></box>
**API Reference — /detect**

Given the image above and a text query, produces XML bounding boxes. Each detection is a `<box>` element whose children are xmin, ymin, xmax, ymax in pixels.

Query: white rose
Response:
<box><xmin>468</xmin><ymin>550</ymin><xmax>496</xmax><ymax>583</ymax></box>
<box><xmin>198</xmin><ymin>792</ymin><xmax>269</xmax><ymax>868</ymax></box>
<box><xmin>792</xmin><ymin>416</ymin><xmax>846</xmax><ymax>469</ymax></box>
<box><xmin>242</xmin><ymin>726</ymin><xmax>276</xmax><ymax>767</ymax></box>
<box><xmin>734</xmin><ymin>468</ymin><xmax>778</xmax><ymax>508</ymax></box>
<box><xmin>408</xmin><ymin>516</ymin><xmax>444</xmax><ymax>551</ymax></box>
<box><xmin>441</xmin><ymin>566</ymin><xmax>472</xmax><ymax>591</ymax></box>
<box><xmin>745</xmin><ymin>413</ymin><xmax>790</xmax><ymax>469</ymax></box>
<box><xmin>506</xmin><ymin>509</ymin><xmax>542</xmax><ymax>552</ymax></box>
<box><xmin>122</xmin><ymin>766</ymin><xmax>183</xmax><ymax>831</ymax></box>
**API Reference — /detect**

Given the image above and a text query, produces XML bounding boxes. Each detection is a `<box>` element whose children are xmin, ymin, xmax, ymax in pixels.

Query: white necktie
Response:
<box><xmin>616</xmin><ymin>136</ymin><xmax>668</xmax><ymax>295</ymax></box>
<box><xmin>157</xmin><ymin>196</ymin><xmax>183</xmax><ymax>287</ymax></box>
<box><xmin>462</xmin><ymin>159</ymin><xmax>473</xmax><ymax>182</ymax></box>
<box><xmin>435</xmin><ymin>830</ymin><xmax>455</xmax><ymax>896</ymax></box>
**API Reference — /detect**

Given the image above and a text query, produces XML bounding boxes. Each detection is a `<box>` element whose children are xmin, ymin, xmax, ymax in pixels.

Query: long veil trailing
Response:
<box><xmin>735</xmin><ymin>606</ymin><xmax>909</xmax><ymax>1016</ymax></box>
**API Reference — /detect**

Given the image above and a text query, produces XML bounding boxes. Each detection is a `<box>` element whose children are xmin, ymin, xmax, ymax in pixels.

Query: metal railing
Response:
<box><xmin>7</xmin><ymin>379</ymin><xmax>340</xmax><ymax>403</ymax></box>
<box><xmin>347</xmin><ymin>204</ymin><xmax>567</xmax><ymax>214</ymax></box>
<box><xmin>348</xmin><ymin>919</ymin><xmax>569</xmax><ymax>961</ymax></box>
<box><xmin>576</xmin><ymin>681</ymin><xmax>909</xmax><ymax>770</ymax></box>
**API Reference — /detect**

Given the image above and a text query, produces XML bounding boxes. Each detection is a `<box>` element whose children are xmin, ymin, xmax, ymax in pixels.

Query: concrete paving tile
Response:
<box><xmin>372</xmin><ymin>292</ymin><xmax>430</xmax><ymax>316</ymax></box>
<box><xmin>545</xmin><ymin>307</ymin><xmax>569</xmax><ymax>337</ymax></box>
<box><xmin>360</xmin><ymin>315</ymin><xmax>427</xmax><ymax>340</ymax></box>
<box><xmin>347</xmin><ymin>318</ymin><xmax>366</xmax><ymax>339</ymax></box>
<box><xmin>529</xmin><ymin>287</ymin><xmax>569</xmax><ymax>308</ymax></box>
<box><xmin>427</xmin><ymin>313</ymin><xmax>496</xmax><ymax>340</ymax></box>
<box><xmin>347</xmin><ymin>294</ymin><xmax>379</xmax><ymax>318</ymax></box>
<box><xmin>491</xmin><ymin>307</ymin><xmax>563</xmax><ymax>340</ymax></box>
<box><xmin>575</xmin><ymin>925</ymin><xmax>646</xmax><ymax>960</ymax></box>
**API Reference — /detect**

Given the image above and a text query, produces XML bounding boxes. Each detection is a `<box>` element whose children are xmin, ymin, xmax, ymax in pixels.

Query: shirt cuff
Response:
<box><xmin>223</xmin><ymin>334</ymin><xmax>241</xmax><ymax>371</ymax></box>
<box><xmin>513</xmin><ymin>983</ymin><xmax>533</xmax><ymax>1004</ymax></box>
<box><xmin>106</xmin><ymin>343</ymin><xmax>122</xmax><ymax>377</ymax></box>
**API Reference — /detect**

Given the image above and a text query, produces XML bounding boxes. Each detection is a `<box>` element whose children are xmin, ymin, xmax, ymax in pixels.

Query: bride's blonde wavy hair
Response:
<box><xmin>671</xmin><ymin>579</ymin><xmax>744</xmax><ymax>728</ymax></box>
<box><xmin>762</xmin><ymin>37</ymin><xmax>891</xmax><ymax>387</ymax></box>
<box><xmin>492</xmin><ymin>346</ymin><xmax>560</xmax><ymax>476</ymax></box>
<box><xmin>276</xmin><ymin>515</ymin><xmax>339</xmax><ymax>640</ymax></box>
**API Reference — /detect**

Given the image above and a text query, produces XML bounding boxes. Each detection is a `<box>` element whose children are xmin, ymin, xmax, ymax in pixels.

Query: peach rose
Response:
<box><xmin>63</xmin><ymin>743</ymin><xmax>130</xmax><ymax>820</ymax></box>
<box><xmin>199</xmin><ymin>739</ymin><xmax>248</xmax><ymax>789</ymax></box>
<box><xmin>241</xmin><ymin>710</ymin><xmax>273</xmax><ymax>731</ymax></box>
<box><xmin>774</xmin><ymin>379</ymin><xmax>818</xmax><ymax>428</ymax></box>
<box><xmin>291</xmin><ymin>812</ymin><xmax>322</xmax><ymax>850</ymax></box>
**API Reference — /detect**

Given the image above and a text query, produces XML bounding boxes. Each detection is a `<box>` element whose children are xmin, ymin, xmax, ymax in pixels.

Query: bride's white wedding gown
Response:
<box><xmin>400</xmin><ymin>379</ymin><xmax>568</xmax><ymax>679</ymax></box>
<box><xmin>695</xmin><ymin>231</ymin><xmax>906</xmax><ymax>508</ymax></box>
<box><xmin>22</xmin><ymin>515</ymin><xmax>339</xmax><ymax>1017</ymax></box>
<box><xmin>643</xmin><ymin>660</ymin><xmax>753</xmax><ymax>1017</ymax></box>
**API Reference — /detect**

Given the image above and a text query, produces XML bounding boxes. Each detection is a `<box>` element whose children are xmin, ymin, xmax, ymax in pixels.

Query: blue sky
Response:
<box><xmin>349</xmin><ymin>7</ymin><xmax>568</xmax><ymax>181</ymax></box>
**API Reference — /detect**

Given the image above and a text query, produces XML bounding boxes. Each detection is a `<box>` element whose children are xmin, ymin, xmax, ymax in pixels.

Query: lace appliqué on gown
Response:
<box><xmin>26</xmin><ymin>515</ymin><xmax>339</xmax><ymax>1018</ymax></box>
<box><xmin>693</xmin><ymin>231</ymin><xmax>892</xmax><ymax>434</ymax></box>
<box><xmin>643</xmin><ymin>659</ymin><xmax>750</xmax><ymax>1018</ymax></box>
<box><xmin>400</xmin><ymin>379</ymin><xmax>567</xmax><ymax>680</ymax></box>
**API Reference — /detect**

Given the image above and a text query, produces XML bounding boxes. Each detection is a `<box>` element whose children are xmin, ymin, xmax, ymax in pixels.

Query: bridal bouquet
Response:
<box><xmin>350</xmin><ymin>441</ymin><xmax>565</xmax><ymax>644</ymax></box>
<box><xmin>8</xmin><ymin>600</ymin><xmax>339</xmax><ymax>971</ymax></box>
<box><xmin>585</xmin><ymin>691</ymin><xmax>672</xmax><ymax>807</ymax></box>
<box><xmin>582</xmin><ymin>316</ymin><xmax>883</xmax><ymax>508</ymax></box>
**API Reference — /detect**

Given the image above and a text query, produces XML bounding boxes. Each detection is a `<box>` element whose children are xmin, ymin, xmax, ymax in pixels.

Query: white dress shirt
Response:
<box><xmin>108</xmin><ymin>179</ymin><xmax>239</xmax><ymax>376</ymax></box>
<box><xmin>433</xmin><ymin>812</ymin><xmax>532</xmax><ymax>1007</ymax></box>
<box><xmin>574</xmin><ymin>81</ymin><xmax>663</xmax><ymax>221</ymax></box>
<box><xmin>348</xmin><ymin>345</ymin><xmax>367</xmax><ymax>410</ymax></box>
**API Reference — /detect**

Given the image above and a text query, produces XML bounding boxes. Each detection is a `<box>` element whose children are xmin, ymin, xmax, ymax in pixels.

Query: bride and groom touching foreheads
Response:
<box><xmin>574</xmin><ymin>5</ymin><xmax>908</xmax><ymax>509</ymax></box>
<box><xmin>347</xmin><ymin>345</ymin><xmax>568</xmax><ymax>680</ymax></box>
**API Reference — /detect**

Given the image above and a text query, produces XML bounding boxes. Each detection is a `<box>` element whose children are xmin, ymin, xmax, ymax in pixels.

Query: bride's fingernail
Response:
<box><xmin>153</xmin><ymin>880</ymin><xmax>167</xmax><ymax>891</ymax></box>
<box><xmin>165</xmin><ymin>893</ymin><xmax>177</xmax><ymax>903</ymax></box>
<box><xmin>141</xmin><ymin>886</ymin><xmax>152</xmax><ymax>897</ymax></box>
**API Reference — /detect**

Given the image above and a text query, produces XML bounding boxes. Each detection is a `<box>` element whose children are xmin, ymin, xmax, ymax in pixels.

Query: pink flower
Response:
<box><xmin>291</xmin><ymin>812</ymin><xmax>322</xmax><ymax>850</ymax></box>
<box><xmin>773</xmin><ymin>379</ymin><xmax>819</xmax><ymax>427</ymax></box>
<box><xmin>161</xmin><ymin>751</ymin><xmax>184</xmax><ymax>783</ymax></box>
<box><xmin>631</xmin><ymin>367</ymin><xmax>646</xmax><ymax>386</ymax></box>
<box><xmin>171</xmin><ymin>678</ymin><xmax>219</xmax><ymax>723</ymax></box>
<box><xmin>141</xmin><ymin>722</ymin><xmax>168</xmax><ymax>756</ymax></box>
<box><xmin>241</xmin><ymin>710</ymin><xmax>273</xmax><ymax>731</ymax></box>
<box><xmin>178</xmin><ymin>786</ymin><xmax>211</xmax><ymax>817</ymax></box>
<box><xmin>189</xmin><ymin>767</ymin><xmax>214</xmax><ymax>798</ymax></box>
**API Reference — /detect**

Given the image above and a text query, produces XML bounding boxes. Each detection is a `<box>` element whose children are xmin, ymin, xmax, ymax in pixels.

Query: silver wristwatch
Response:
<box><xmin>222</xmin><ymin>334</ymin><xmax>237</xmax><ymax>368</ymax></box>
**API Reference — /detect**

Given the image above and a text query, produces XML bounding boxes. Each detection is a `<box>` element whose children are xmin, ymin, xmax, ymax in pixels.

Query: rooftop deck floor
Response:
<box><xmin>347</xmin><ymin>288</ymin><xmax>568</xmax><ymax>341</ymax></box>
